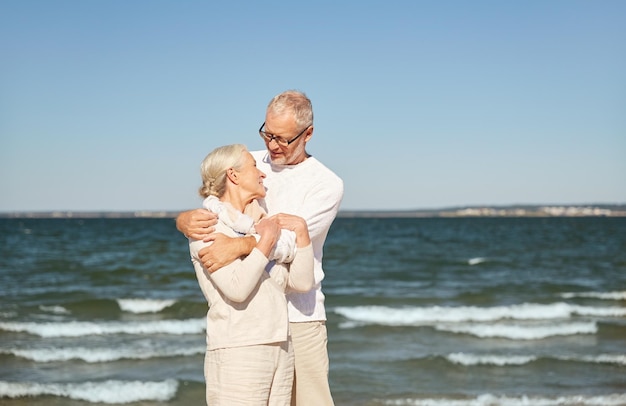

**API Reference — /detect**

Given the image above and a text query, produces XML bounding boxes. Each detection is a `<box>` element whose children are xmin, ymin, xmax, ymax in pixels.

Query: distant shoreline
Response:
<box><xmin>1</xmin><ymin>204</ymin><xmax>625</xmax><ymax>218</ymax></box>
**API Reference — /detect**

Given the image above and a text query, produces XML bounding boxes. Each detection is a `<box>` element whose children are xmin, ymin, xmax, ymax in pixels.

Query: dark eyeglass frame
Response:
<box><xmin>258</xmin><ymin>122</ymin><xmax>310</xmax><ymax>146</ymax></box>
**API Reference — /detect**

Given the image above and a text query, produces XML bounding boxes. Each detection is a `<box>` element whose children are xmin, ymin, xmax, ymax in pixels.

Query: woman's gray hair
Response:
<box><xmin>267</xmin><ymin>90</ymin><xmax>313</xmax><ymax>129</ymax></box>
<box><xmin>198</xmin><ymin>144</ymin><xmax>247</xmax><ymax>198</ymax></box>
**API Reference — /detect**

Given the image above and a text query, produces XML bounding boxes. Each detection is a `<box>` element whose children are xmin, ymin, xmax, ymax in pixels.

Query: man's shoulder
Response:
<box><xmin>306</xmin><ymin>157</ymin><xmax>343</xmax><ymax>189</ymax></box>
<box><xmin>292</xmin><ymin>158</ymin><xmax>343</xmax><ymax>205</ymax></box>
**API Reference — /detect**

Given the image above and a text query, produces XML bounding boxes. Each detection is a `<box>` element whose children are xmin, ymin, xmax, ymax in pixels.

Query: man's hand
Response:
<box><xmin>199</xmin><ymin>233</ymin><xmax>256</xmax><ymax>273</ymax></box>
<box><xmin>176</xmin><ymin>209</ymin><xmax>217</xmax><ymax>241</ymax></box>
<box><xmin>272</xmin><ymin>213</ymin><xmax>311</xmax><ymax>247</ymax></box>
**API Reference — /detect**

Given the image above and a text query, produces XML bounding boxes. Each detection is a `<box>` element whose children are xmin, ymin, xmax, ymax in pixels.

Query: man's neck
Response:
<box><xmin>271</xmin><ymin>153</ymin><xmax>311</xmax><ymax>166</ymax></box>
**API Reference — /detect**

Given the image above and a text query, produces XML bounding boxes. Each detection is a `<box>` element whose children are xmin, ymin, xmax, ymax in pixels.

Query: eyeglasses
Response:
<box><xmin>259</xmin><ymin>122</ymin><xmax>310</xmax><ymax>146</ymax></box>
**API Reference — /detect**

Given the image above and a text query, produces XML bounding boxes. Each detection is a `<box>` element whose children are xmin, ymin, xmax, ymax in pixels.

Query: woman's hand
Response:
<box><xmin>254</xmin><ymin>217</ymin><xmax>281</xmax><ymax>257</ymax></box>
<box><xmin>272</xmin><ymin>214</ymin><xmax>311</xmax><ymax>247</ymax></box>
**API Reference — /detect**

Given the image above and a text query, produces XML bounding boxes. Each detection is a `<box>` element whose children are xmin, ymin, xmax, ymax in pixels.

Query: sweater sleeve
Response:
<box><xmin>190</xmin><ymin>238</ymin><xmax>269</xmax><ymax>303</ymax></box>
<box><xmin>267</xmin><ymin>229</ymin><xmax>296</xmax><ymax>263</ymax></box>
<box><xmin>286</xmin><ymin>243</ymin><xmax>315</xmax><ymax>292</ymax></box>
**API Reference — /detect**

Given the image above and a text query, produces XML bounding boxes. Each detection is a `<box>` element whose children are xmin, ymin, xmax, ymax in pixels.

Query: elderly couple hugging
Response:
<box><xmin>177</xmin><ymin>90</ymin><xmax>343</xmax><ymax>406</ymax></box>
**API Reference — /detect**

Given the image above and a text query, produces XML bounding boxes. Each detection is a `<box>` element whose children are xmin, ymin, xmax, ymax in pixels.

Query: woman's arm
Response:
<box><xmin>191</xmin><ymin>241</ymin><xmax>268</xmax><ymax>303</ymax></box>
<box><xmin>285</xmin><ymin>244</ymin><xmax>314</xmax><ymax>292</ymax></box>
<box><xmin>190</xmin><ymin>218</ymin><xmax>280</xmax><ymax>303</ymax></box>
<box><xmin>273</xmin><ymin>214</ymin><xmax>314</xmax><ymax>292</ymax></box>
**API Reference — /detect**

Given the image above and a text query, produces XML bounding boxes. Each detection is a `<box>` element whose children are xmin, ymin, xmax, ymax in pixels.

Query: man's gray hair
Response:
<box><xmin>267</xmin><ymin>90</ymin><xmax>313</xmax><ymax>129</ymax></box>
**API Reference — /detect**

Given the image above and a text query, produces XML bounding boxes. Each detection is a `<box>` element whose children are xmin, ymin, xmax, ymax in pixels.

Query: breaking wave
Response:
<box><xmin>380</xmin><ymin>393</ymin><xmax>626</xmax><ymax>406</ymax></box>
<box><xmin>0</xmin><ymin>318</ymin><xmax>205</xmax><ymax>337</ymax></box>
<box><xmin>0</xmin><ymin>379</ymin><xmax>179</xmax><ymax>403</ymax></box>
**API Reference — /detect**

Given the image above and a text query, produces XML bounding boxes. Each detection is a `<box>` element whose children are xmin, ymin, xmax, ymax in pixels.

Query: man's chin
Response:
<box><xmin>269</xmin><ymin>153</ymin><xmax>286</xmax><ymax>164</ymax></box>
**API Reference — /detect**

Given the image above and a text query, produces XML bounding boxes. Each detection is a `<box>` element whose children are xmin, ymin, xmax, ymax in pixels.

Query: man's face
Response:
<box><xmin>262</xmin><ymin>112</ymin><xmax>311</xmax><ymax>165</ymax></box>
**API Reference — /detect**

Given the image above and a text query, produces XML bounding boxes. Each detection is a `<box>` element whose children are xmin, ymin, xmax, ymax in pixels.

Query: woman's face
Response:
<box><xmin>237</xmin><ymin>151</ymin><xmax>266</xmax><ymax>201</ymax></box>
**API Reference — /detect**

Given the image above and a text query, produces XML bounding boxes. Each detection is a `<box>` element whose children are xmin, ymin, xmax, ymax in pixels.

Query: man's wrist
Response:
<box><xmin>175</xmin><ymin>212</ymin><xmax>188</xmax><ymax>235</ymax></box>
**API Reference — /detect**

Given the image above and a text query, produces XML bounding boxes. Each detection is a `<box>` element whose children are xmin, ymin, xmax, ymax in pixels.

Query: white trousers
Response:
<box><xmin>290</xmin><ymin>321</ymin><xmax>334</xmax><ymax>406</ymax></box>
<box><xmin>205</xmin><ymin>339</ymin><xmax>294</xmax><ymax>405</ymax></box>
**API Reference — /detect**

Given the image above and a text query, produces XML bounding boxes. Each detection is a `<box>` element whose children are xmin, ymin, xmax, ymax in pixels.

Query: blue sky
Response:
<box><xmin>1</xmin><ymin>0</ymin><xmax>624</xmax><ymax>212</ymax></box>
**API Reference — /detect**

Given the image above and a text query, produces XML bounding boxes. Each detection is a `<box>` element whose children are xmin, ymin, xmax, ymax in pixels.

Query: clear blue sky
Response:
<box><xmin>1</xmin><ymin>0</ymin><xmax>624</xmax><ymax>212</ymax></box>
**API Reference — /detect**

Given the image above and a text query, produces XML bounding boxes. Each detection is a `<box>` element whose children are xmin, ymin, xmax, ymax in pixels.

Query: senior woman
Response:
<box><xmin>188</xmin><ymin>144</ymin><xmax>314</xmax><ymax>405</ymax></box>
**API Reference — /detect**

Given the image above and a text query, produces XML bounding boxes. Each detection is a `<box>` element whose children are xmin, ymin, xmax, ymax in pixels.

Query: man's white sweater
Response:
<box><xmin>251</xmin><ymin>150</ymin><xmax>344</xmax><ymax>323</ymax></box>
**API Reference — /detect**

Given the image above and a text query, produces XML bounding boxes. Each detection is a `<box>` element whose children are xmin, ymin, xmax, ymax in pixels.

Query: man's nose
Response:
<box><xmin>267</xmin><ymin>137</ymin><xmax>281</xmax><ymax>148</ymax></box>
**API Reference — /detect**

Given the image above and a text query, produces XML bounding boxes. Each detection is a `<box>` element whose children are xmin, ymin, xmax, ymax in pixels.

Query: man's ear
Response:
<box><xmin>226</xmin><ymin>168</ymin><xmax>239</xmax><ymax>184</ymax></box>
<box><xmin>303</xmin><ymin>125</ymin><xmax>314</xmax><ymax>142</ymax></box>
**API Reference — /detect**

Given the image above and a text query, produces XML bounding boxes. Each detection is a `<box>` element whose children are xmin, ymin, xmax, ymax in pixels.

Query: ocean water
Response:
<box><xmin>0</xmin><ymin>216</ymin><xmax>625</xmax><ymax>405</ymax></box>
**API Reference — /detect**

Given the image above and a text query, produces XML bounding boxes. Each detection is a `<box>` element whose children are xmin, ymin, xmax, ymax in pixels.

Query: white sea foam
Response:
<box><xmin>435</xmin><ymin>321</ymin><xmax>597</xmax><ymax>340</ymax></box>
<box><xmin>381</xmin><ymin>393</ymin><xmax>626</xmax><ymax>405</ymax></box>
<box><xmin>338</xmin><ymin>320</ymin><xmax>368</xmax><ymax>329</ymax></box>
<box><xmin>570</xmin><ymin>304</ymin><xmax>626</xmax><ymax>317</ymax></box>
<box><xmin>445</xmin><ymin>352</ymin><xmax>626</xmax><ymax>366</ymax></box>
<box><xmin>39</xmin><ymin>305</ymin><xmax>70</xmax><ymax>314</ymax></box>
<box><xmin>0</xmin><ymin>318</ymin><xmax>205</xmax><ymax>337</ymax></box>
<box><xmin>576</xmin><ymin>354</ymin><xmax>626</xmax><ymax>366</ymax></box>
<box><xmin>0</xmin><ymin>380</ymin><xmax>178</xmax><ymax>403</ymax></box>
<box><xmin>446</xmin><ymin>353</ymin><xmax>537</xmax><ymax>366</ymax></box>
<box><xmin>2</xmin><ymin>343</ymin><xmax>204</xmax><ymax>363</ymax></box>
<box><xmin>333</xmin><ymin>303</ymin><xmax>625</xmax><ymax>326</ymax></box>
<box><xmin>561</xmin><ymin>291</ymin><xmax>626</xmax><ymax>301</ymax></box>
<box><xmin>468</xmin><ymin>257</ymin><xmax>487</xmax><ymax>265</ymax></box>
<box><xmin>116</xmin><ymin>298</ymin><xmax>176</xmax><ymax>313</ymax></box>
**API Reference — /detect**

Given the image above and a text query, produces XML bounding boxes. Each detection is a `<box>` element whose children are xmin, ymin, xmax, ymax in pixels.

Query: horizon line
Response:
<box><xmin>1</xmin><ymin>203</ymin><xmax>625</xmax><ymax>219</ymax></box>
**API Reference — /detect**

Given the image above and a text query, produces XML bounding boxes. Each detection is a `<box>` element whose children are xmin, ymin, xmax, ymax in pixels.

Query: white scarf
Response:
<box><xmin>202</xmin><ymin>196</ymin><xmax>256</xmax><ymax>236</ymax></box>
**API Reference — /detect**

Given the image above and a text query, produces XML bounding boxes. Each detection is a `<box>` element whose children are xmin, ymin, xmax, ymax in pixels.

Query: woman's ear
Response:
<box><xmin>226</xmin><ymin>168</ymin><xmax>239</xmax><ymax>184</ymax></box>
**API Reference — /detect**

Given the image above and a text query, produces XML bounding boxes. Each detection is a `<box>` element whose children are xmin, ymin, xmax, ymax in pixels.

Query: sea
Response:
<box><xmin>0</xmin><ymin>216</ymin><xmax>625</xmax><ymax>406</ymax></box>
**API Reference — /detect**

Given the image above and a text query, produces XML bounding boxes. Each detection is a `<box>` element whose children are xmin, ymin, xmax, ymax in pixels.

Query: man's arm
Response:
<box><xmin>176</xmin><ymin>209</ymin><xmax>217</xmax><ymax>240</ymax></box>
<box><xmin>299</xmin><ymin>177</ymin><xmax>344</xmax><ymax>245</ymax></box>
<box><xmin>178</xmin><ymin>208</ymin><xmax>256</xmax><ymax>272</ymax></box>
<box><xmin>199</xmin><ymin>233</ymin><xmax>256</xmax><ymax>273</ymax></box>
